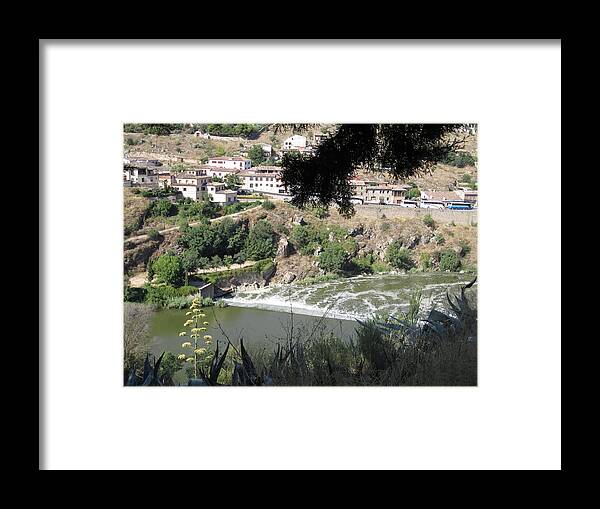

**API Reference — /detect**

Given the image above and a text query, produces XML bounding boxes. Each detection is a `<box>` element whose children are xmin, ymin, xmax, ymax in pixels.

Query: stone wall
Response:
<box><xmin>352</xmin><ymin>205</ymin><xmax>477</xmax><ymax>225</ymax></box>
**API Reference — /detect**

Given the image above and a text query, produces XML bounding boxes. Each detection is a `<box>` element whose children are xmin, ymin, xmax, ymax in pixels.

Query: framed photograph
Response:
<box><xmin>40</xmin><ymin>39</ymin><xmax>561</xmax><ymax>470</ymax></box>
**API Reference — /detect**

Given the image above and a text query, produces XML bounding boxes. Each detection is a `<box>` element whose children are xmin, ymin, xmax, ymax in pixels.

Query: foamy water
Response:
<box><xmin>224</xmin><ymin>272</ymin><xmax>476</xmax><ymax>321</ymax></box>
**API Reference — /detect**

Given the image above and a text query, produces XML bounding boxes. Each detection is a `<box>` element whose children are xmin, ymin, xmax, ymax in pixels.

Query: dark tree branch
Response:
<box><xmin>278</xmin><ymin>123</ymin><xmax>468</xmax><ymax>216</ymax></box>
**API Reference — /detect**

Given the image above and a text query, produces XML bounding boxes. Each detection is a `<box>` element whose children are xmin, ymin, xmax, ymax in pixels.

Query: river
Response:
<box><xmin>149</xmin><ymin>272</ymin><xmax>476</xmax><ymax>364</ymax></box>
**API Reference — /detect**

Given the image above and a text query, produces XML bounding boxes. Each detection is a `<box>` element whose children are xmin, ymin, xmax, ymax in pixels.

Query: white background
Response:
<box><xmin>41</xmin><ymin>41</ymin><xmax>561</xmax><ymax>470</ymax></box>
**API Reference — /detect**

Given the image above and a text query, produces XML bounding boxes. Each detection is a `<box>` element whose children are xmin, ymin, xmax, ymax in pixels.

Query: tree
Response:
<box><xmin>225</xmin><ymin>173</ymin><xmax>242</xmax><ymax>190</ymax></box>
<box><xmin>248</xmin><ymin>144</ymin><xmax>266</xmax><ymax>165</ymax></box>
<box><xmin>244</xmin><ymin>219</ymin><xmax>276</xmax><ymax>260</ymax></box>
<box><xmin>148</xmin><ymin>199</ymin><xmax>176</xmax><ymax>218</ymax></box>
<box><xmin>151</xmin><ymin>254</ymin><xmax>186</xmax><ymax>287</ymax></box>
<box><xmin>276</xmin><ymin>124</ymin><xmax>466</xmax><ymax>215</ymax></box>
<box><xmin>181</xmin><ymin>250</ymin><xmax>201</xmax><ymax>282</ymax></box>
<box><xmin>123</xmin><ymin>123</ymin><xmax>173</xmax><ymax>135</ymax></box>
<box><xmin>318</xmin><ymin>243</ymin><xmax>348</xmax><ymax>273</ymax></box>
<box><xmin>406</xmin><ymin>186</ymin><xmax>420</xmax><ymax>200</ymax></box>
<box><xmin>178</xmin><ymin>218</ymin><xmax>249</xmax><ymax>261</ymax></box>
<box><xmin>385</xmin><ymin>242</ymin><xmax>415</xmax><ymax>270</ymax></box>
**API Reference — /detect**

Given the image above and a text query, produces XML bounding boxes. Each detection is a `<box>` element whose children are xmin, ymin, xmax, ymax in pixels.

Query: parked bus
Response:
<box><xmin>446</xmin><ymin>201</ymin><xmax>473</xmax><ymax>210</ymax></box>
<box><xmin>400</xmin><ymin>200</ymin><xmax>419</xmax><ymax>208</ymax></box>
<box><xmin>420</xmin><ymin>200</ymin><xmax>446</xmax><ymax>210</ymax></box>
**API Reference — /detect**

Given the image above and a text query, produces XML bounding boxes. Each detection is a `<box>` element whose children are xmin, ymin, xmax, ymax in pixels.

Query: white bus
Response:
<box><xmin>420</xmin><ymin>200</ymin><xmax>446</xmax><ymax>210</ymax></box>
<box><xmin>400</xmin><ymin>200</ymin><xmax>419</xmax><ymax>208</ymax></box>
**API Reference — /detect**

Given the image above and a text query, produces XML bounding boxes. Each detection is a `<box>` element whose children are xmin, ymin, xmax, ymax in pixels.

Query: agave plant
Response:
<box><xmin>125</xmin><ymin>352</ymin><xmax>170</xmax><ymax>386</ymax></box>
<box><xmin>364</xmin><ymin>278</ymin><xmax>477</xmax><ymax>347</ymax></box>
<box><xmin>231</xmin><ymin>338</ymin><xmax>268</xmax><ymax>386</ymax></box>
<box><xmin>190</xmin><ymin>340</ymin><xmax>230</xmax><ymax>386</ymax></box>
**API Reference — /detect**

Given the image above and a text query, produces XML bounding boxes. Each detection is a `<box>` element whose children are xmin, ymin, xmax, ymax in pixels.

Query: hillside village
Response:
<box><xmin>123</xmin><ymin>125</ymin><xmax>478</xmax><ymax>297</ymax></box>
<box><xmin>123</xmin><ymin>125</ymin><xmax>478</xmax><ymax>209</ymax></box>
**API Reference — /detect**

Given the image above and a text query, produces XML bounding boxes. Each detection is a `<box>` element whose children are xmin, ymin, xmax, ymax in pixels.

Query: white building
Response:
<box><xmin>261</xmin><ymin>144</ymin><xmax>272</xmax><ymax>157</ymax></box>
<box><xmin>182</xmin><ymin>168</ymin><xmax>209</xmax><ymax>177</ymax></box>
<box><xmin>123</xmin><ymin>166</ymin><xmax>159</xmax><ymax>186</ymax></box>
<box><xmin>205</xmin><ymin>166</ymin><xmax>241</xmax><ymax>179</ymax></box>
<box><xmin>282</xmin><ymin>135</ymin><xmax>307</xmax><ymax>150</ymax></box>
<box><xmin>239</xmin><ymin>166</ymin><xmax>288</xmax><ymax>195</ymax></box>
<box><xmin>207</xmin><ymin>156</ymin><xmax>251</xmax><ymax>171</ymax></box>
<box><xmin>207</xmin><ymin>182</ymin><xmax>238</xmax><ymax>204</ymax></box>
<box><xmin>172</xmin><ymin>175</ymin><xmax>210</xmax><ymax>201</ymax></box>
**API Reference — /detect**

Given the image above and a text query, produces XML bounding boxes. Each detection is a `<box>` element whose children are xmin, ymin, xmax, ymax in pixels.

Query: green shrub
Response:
<box><xmin>459</xmin><ymin>240</ymin><xmax>471</xmax><ymax>256</ymax></box>
<box><xmin>405</xmin><ymin>186</ymin><xmax>420</xmax><ymax>200</ymax></box>
<box><xmin>385</xmin><ymin>241</ymin><xmax>415</xmax><ymax>270</ymax></box>
<box><xmin>311</xmin><ymin>205</ymin><xmax>329</xmax><ymax>219</ymax></box>
<box><xmin>148</xmin><ymin>199</ymin><xmax>176</xmax><ymax>218</ymax></box>
<box><xmin>439</xmin><ymin>250</ymin><xmax>461</xmax><ymax>271</ymax></box>
<box><xmin>124</xmin><ymin>286</ymin><xmax>147</xmax><ymax>302</ymax></box>
<box><xmin>371</xmin><ymin>260</ymin><xmax>390</xmax><ymax>273</ymax></box>
<box><xmin>146</xmin><ymin>229</ymin><xmax>161</xmax><ymax>241</ymax></box>
<box><xmin>434</xmin><ymin>234</ymin><xmax>445</xmax><ymax>245</ymax></box>
<box><xmin>318</xmin><ymin>243</ymin><xmax>348</xmax><ymax>274</ymax></box>
<box><xmin>419</xmin><ymin>252</ymin><xmax>432</xmax><ymax>270</ymax></box>
<box><xmin>443</xmin><ymin>151</ymin><xmax>477</xmax><ymax>168</ymax></box>
<box><xmin>352</xmin><ymin>254</ymin><xmax>375</xmax><ymax>274</ymax></box>
<box><xmin>261</xmin><ymin>199</ymin><xmax>275</xmax><ymax>210</ymax></box>
<box><xmin>289</xmin><ymin>224</ymin><xmax>319</xmax><ymax>255</ymax></box>
<box><xmin>423</xmin><ymin>214</ymin><xmax>436</xmax><ymax>229</ymax></box>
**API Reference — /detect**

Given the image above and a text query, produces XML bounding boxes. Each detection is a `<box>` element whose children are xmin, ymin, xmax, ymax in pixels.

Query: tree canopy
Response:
<box><xmin>276</xmin><ymin>124</ymin><xmax>467</xmax><ymax>215</ymax></box>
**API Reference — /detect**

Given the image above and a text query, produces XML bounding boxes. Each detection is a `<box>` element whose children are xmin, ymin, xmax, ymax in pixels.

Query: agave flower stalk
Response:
<box><xmin>179</xmin><ymin>296</ymin><xmax>210</xmax><ymax>379</ymax></box>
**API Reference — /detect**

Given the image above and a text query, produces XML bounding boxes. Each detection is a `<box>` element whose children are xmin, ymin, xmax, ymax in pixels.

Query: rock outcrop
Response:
<box><xmin>276</xmin><ymin>237</ymin><xmax>292</xmax><ymax>258</ymax></box>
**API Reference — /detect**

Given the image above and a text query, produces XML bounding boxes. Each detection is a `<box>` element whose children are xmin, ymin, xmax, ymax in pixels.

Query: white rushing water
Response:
<box><xmin>224</xmin><ymin>273</ymin><xmax>476</xmax><ymax>321</ymax></box>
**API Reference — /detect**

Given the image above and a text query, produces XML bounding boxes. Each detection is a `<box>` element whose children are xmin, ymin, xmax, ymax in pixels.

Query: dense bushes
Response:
<box><xmin>123</xmin><ymin>123</ymin><xmax>180</xmax><ymax>135</ymax></box>
<box><xmin>139</xmin><ymin>187</ymin><xmax>177</xmax><ymax>199</ymax></box>
<box><xmin>178</xmin><ymin>198</ymin><xmax>219</xmax><ymax>220</ymax></box>
<box><xmin>289</xmin><ymin>223</ymin><xmax>353</xmax><ymax>256</ymax></box>
<box><xmin>148</xmin><ymin>199</ymin><xmax>177</xmax><ymax>218</ymax></box>
<box><xmin>443</xmin><ymin>151</ymin><xmax>477</xmax><ymax>168</ymax></box>
<box><xmin>385</xmin><ymin>242</ymin><xmax>415</xmax><ymax>270</ymax></box>
<box><xmin>244</xmin><ymin>219</ymin><xmax>276</xmax><ymax>260</ymax></box>
<box><xmin>150</xmin><ymin>254</ymin><xmax>186</xmax><ymax>287</ymax></box>
<box><xmin>318</xmin><ymin>243</ymin><xmax>349</xmax><ymax>274</ymax></box>
<box><xmin>145</xmin><ymin>284</ymin><xmax>198</xmax><ymax>307</ymax></box>
<box><xmin>202</xmin><ymin>124</ymin><xmax>260</xmax><ymax>137</ymax></box>
<box><xmin>439</xmin><ymin>250</ymin><xmax>461</xmax><ymax>272</ymax></box>
<box><xmin>179</xmin><ymin>218</ymin><xmax>249</xmax><ymax>264</ymax></box>
<box><xmin>348</xmin><ymin>253</ymin><xmax>389</xmax><ymax>275</ymax></box>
